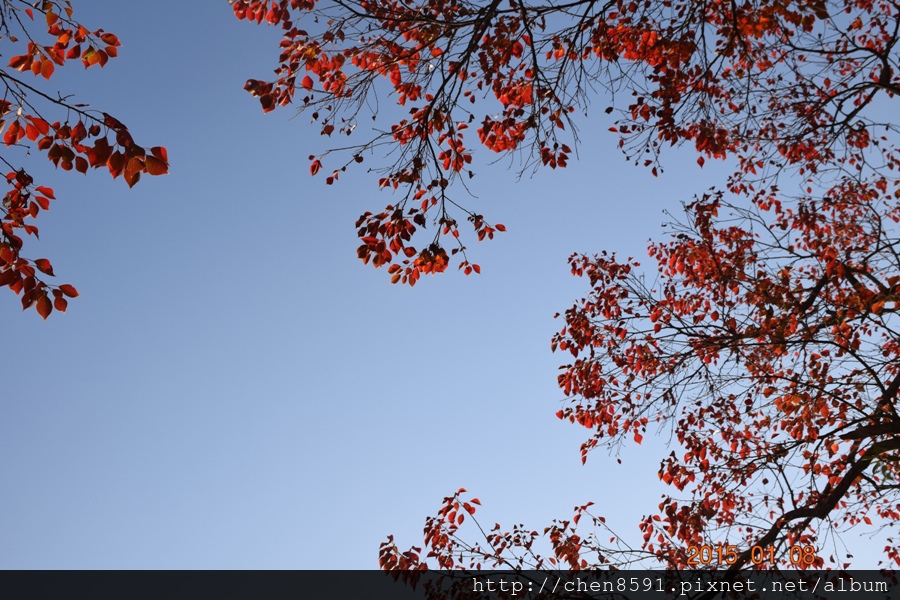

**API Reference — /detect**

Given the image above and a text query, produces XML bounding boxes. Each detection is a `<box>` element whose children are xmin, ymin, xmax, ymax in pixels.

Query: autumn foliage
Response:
<box><xmin>237</xmin><ymin>0</ymin><xmax>900</xmax><ymax>571</ymax></box>
<box><xmin>0</xmin><ymin>0</ymin><xmax>167</xmax><ymax>318</ymax></box>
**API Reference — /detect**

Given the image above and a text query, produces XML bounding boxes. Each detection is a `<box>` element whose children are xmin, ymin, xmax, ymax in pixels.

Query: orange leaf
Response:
<box><xmin>41</xmin><ymin>58</ymin><xmax>54</xmax><ymax>80</ymax></box>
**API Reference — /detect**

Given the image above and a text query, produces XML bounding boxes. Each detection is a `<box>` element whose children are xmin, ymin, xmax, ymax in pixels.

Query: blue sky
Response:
<box><xmin>0</xmin><ymin>1</ymin><xmax>887</xmax><ymax>569</ymax></box>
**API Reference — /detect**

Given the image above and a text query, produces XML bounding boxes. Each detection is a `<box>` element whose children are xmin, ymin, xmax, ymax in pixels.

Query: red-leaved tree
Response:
<box><xmin>0</xmin><ymin>0</ymin><xmax>168</xmax><ymax>318</ymax></box>
<box><xmin>236</xmin><ymin>0</ymin><xmax>900</xmax><ymax>570</ymax></box>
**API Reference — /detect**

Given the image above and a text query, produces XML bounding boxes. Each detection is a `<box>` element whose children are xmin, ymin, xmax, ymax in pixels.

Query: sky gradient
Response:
<box><xmin>0</xmin><ymin>1</ymin><xmax>888</xmax><ymax>568</ymax></box>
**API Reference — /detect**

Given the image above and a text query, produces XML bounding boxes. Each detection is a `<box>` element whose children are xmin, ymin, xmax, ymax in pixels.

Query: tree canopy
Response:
<box><xmin>0</xmin><ymin>0</ymin><xmax>168</xmax><ymax>318</ymax></box>
<box><xmin>236</xmin><ymin>0</ymin><xmax>900</xmax><ymax>571</ymax></box>
<box><xmin>235</xmin><ymin>0</ymin><xmax>898</xmax><ymax>278</ymax></box>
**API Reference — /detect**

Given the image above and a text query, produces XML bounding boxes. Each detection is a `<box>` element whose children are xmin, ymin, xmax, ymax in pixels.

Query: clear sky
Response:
<box><xmin>0</xmin><ymin>1</ymin><xmax>887</xmax><ymax>569</ymax></box>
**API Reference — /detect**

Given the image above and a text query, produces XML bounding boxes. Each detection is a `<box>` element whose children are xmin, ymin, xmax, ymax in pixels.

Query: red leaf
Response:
<box><xmin>4</xmin><ymin>121</ymin><xmax>20</xmax><ymax>146</ymax></box>
<box><xmin>150</xmin><ymin>146</ymin><xmax>168</xmax><ymax>162</ymax></box>
<box><xmin>58</xmin><ymin>284</ymin><xmax>79</xmax><ymax>297</ymax></box>
<box><xmin>0</xmin><ymin>269</ymin><xmax>18</xmax><ymax>287</ymax></box>
<box><xmin>30</xmin><ymin>118</ymin><xmax>49</xmax><ymax>136</ymax></box>
<box><xmin>124</xmin><ymin>156</ymin><xmax>143</xmax><ymax>187</ymax></box>
<box><xmin>9</xmin><ymin>55</ymin><xmax>29</xmax><ymax>71</ymax></box>
<box><xmin>34</xmin><ymin>258</ymin><xmax>54</xmax><ymax>276</ymax></box>
<box><xmin>145</xmin><ymin>155</ymin><xmax>168</xmax><ymax>176</ymax></box>
<box><xmin>108</xmin><ymin>151</ymin><xmax>126</xmax><ymax>178</ymax></box>
<box><xmin>124</xmin><ymin>168</ymin><xmax>141</xmax><ymax>188</ymax></box>
<box><xmin>36</xmin><ymin>294</ymin><xmax>52</xmax><ymax>319</ymax></box>
<box><xmin>53</xmin><ymin>296</ymin><xmax>67</xmax><ymax>312</ymax></box>
<box><xmin>301</xmin><ymin>75</ymin><xmax>314</xmax><ymax>90</ymax></box>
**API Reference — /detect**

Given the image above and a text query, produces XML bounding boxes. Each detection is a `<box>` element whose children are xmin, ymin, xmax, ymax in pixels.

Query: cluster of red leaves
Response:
<box><xmin>235</xmin><ymin>0</ymin><xmax>900</xmax><ymax>284</ymax></box>
<box><xmin>379</xmin><ymin>487</ymin><xmax>632</xmax><ymax>572</ymax></box>
<box><xmin>236</xmin><ymin>0</ymin><xmax>900</xmax><ymax>574</ymax></box>
<box><xmin>554</xmin><ymin>174</ymin><xmax>900</xmax><ymax>569</ymax></box>
<box><xmin>0</xmin><ymin>0</ymin><xmax>168</xmax><ymax>318</ymax></box>
<box><xmin>7</xmin><ymin>3</ymin><xmax>121</xmax><ymax>77</ymax></box>
<box><xmin>380</xmin><ymin>180</ymin><xmax>900</xmax><ymax>575</ymax></box>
